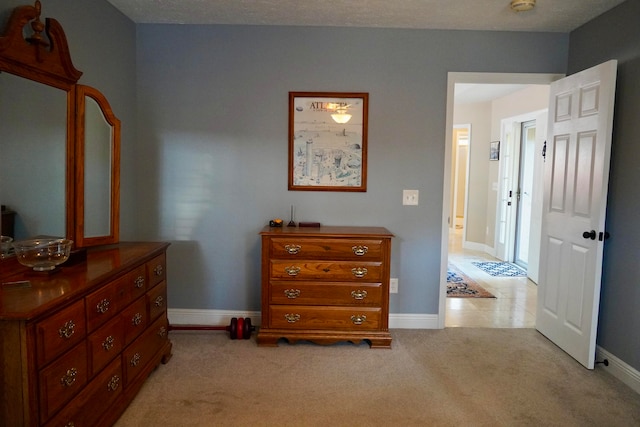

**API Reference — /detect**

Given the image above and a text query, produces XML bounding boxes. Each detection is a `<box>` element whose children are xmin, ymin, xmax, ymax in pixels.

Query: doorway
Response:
<box><xmin>439</xmin><ymin>72</ymin><xmax>564</xmax><ymax>329</ymax></box>
<box><xmin>514</xmin><ymin>120</ymin><xmax>536</xmax><ymax>269</ymax></box>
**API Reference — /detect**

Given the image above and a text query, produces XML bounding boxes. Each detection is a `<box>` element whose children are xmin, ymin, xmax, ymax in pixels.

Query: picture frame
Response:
<box><xmin>489</xmin><ymin>140</ymin><xmax>500</xmax><ymax>161</ymax></box>
<box><xmin>288</xmin><ymin>92</ymin><xmax>368</xmax><ymax>192</ymax></box>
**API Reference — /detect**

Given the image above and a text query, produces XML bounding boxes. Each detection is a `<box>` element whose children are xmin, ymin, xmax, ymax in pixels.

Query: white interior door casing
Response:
<box><xmin>536</xmin><ymin>60</ymin><xmax>617</xmax><ymax>369</ymax></box>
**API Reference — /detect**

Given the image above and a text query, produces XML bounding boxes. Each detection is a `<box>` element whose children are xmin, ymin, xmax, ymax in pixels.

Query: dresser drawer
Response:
<box><xmin>270</xmin><ymin>281</ymin><xmax>383</xmax><ymax>306</ymax></box>
<box><xmin>270</xmin><ymin>238</ymin><xmax>384</xmax><ymax>260</ymax></box>
<box><xmin>270</xmin><ymin>260</ymin><xmax>383</xmax><ymax>281</ymax></box>
<box><xmin>85</xmin><ymin>277</ymin><xmax>128</xmax><ymax>332</ymax></box>
<box><xmin>87</xmin><ymin>315</ymin><xmax>124</xmax><ymax>378</ymax></box>
<box><xmin>269</xmin><ymin>306</ymin><xmax>382</xmax><ymax>330</ymax></box>
<box><xmin>147</xmin><ymin>280</ymin><xmax>167</xmax><ymax>321</ymax></box>
<box><xmin>122</xmin><ymin>316</ymin><xmax>169</xmax><ymax>387</ymax></box>
<box><xmin>123</xmin><ymin>265</ymin><xmax>148</xmax><ymax>303</ymax></box>
<box><xmin>39</xmin><ymin>342</ymin><xmax>88</xmax><ymax>424</ymax></box>
<box><xmin>121</xmin><ymin>297</ymin><xmax>148</xmax><ymax>346</ymax></box>
<box><xmin>147</xmin><ymin>253</ymin><xmax>166</xmax><ymax>289</ymax></box>
<box><xmin>44</xmin><ymin>358</ymin><xmax>123</xmax><ymax>427</ymax></box>
<box><xmin>36</xmin><ymin>299</ymin><xmax>87</xmax><ymax>368</ymax></box>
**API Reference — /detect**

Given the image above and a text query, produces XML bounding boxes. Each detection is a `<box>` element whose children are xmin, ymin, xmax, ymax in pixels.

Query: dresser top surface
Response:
<box><xmin>0</xmin><ymin>241</ymin><xmax>169</xmax><ymax>320</ymax></box>
<box><xmin>260</xmin><ymin>225</ymin><xmax>393</xmax><ymax>238</ymax></box>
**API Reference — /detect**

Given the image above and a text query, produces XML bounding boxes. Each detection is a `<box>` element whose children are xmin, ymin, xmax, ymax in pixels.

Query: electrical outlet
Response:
<box><xmin>389</xmin><ymin>278</ymin><xmax>398</xmax><ymax>293</ymax></box>
<box><xmin>402</xmin><ymin>190</ymin><xmax>419</xmax><ymax>206</ymax></box>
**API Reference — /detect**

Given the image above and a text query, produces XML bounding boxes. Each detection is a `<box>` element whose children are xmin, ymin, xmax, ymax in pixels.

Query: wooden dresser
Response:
<box><xmin>0</xmin><ymin>242</ymin><xmax>172</xmax><ymax>426</ymax></box>
<box><xmin>257</xmin><ymin>226</ymin><xmax>393</xmax><ymax>348</ymax></box>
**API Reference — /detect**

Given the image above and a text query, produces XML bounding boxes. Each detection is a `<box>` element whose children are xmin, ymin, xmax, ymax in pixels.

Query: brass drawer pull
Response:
<box><xmin>130</xmin><ymin>352</ymin><xmax>141</xmax><ymax>367</ymax></box>
<box><xmin>351</xmin><ymin>267</ymin><xmax>368</xmax><ymax>278</ymax></box>
<box><xmin>352</xmin><ymin>245</ymin><xmax>368</xmax><ymax>256</ymax></box>
<box><xmin>285</xmin><ymin>313</ymin><xmax>301</xmax><ymax>323</ymax></box>
<box><xmin>60</xmin><ymin>368</ymin><xmax>78</xmax><ymax>387</ymax></box>
<box><xmin>107</xmin><ymin>375</ymin><xmax>120</xmax><ymax>392</ymax></box>
<box><xmin>134</xmin><ymin>275</ymin><xmax>145</xmax><ymax>288</ymax></box>
<box><xmin>96</xmin><ymin>298</ymin><xmax>110</xmax><ymax>314</ymax></box>
<box><xmin>132</xmin><ymin>313</ymin><xmax>143</xmax><ymax>326</ymax></box>
<box><xmin>153</xmin><ymin>264</ymin><xmax>163</xmax><ymax>277</ymax></box>
<box><xmin>158</xmin><ymin>326</ymin><xmax>167</xmax><ymax>338</ymax></box>
<box><xmin>58</xmin><ymin>320</ymin><xmax>76</xmax><ymax>339</ymax></box>
<box><xmin>284</xmin><ymin>266</ymin><xmax>301</xmax><ymax>276</ymax></box>
<box><xmin>350</xmin><ymin>314</ymin><xmax>367</xmax><ymax>325</ymax></box>
<box><xmin>351</xmin><ymin>290</ymin><xmax>368</xmax><ymax>300</ymax></box>
<box><xmin>285</xmin><ymin>244</ymin><xmax>301</xmax><ymax>255</ymax></box>
<box><xmin>284</xmin><ymin>289</ymin><xmax>301</xmax><ymax>299</ymax></box>
<box><xmin>102</xmin><ymin>335</ymin><xmax>115</xmax><ymax>351</ymax></box>
<box><xmin>154</xmin><ymin>295</ymin><xmax>165</xmax><ymax>307</ymax></box>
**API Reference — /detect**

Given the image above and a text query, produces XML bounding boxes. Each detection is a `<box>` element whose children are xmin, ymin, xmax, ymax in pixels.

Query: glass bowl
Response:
<box><xmin>12</xmin><ymin>238</ymin><xmax>74</xmax><ymax>271</ymax></box>
<box><xmin>1</xmin><ymin>235</ymin><xmax>13</xmax><ymax>258</ymax></box>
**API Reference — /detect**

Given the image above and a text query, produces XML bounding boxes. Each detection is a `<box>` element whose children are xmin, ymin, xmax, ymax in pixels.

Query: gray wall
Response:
<box><xmin>568</xmin><ymin>0</ymin><xmax>640</xmax><ymax>372</ymax></box>
<box><xmin>134</xmin><ymin>24</ymin><xmax>568</xmax><ymax>314</ymax></box>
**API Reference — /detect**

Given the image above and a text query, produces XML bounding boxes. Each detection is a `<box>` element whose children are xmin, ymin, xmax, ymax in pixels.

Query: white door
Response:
<box><xmin>536</xmin><ymin>60</ymin><xmax>617</xmax><ymax>369</ymax></box>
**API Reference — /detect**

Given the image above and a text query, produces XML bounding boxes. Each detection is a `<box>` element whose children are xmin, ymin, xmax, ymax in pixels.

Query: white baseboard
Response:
<box><xmin>596</xmin><ymin>345</ymin><xmax>640</xmax><ymax>395</ymax></box>
<box><xmin>168</xmin><ymin>308</ymin><xmax>440</xmax><ymax>330</ymax></box>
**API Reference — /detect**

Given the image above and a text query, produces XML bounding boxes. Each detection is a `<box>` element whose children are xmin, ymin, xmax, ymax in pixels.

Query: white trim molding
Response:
<box><xmin>596</xmin><ymin>345</ymin><xmax>640</xmax><ymax>395</ymax></box>
<box><xmin>168</xmin><ymin>309</ymin><xmax>441</xmax><ymax>330</ymax></box>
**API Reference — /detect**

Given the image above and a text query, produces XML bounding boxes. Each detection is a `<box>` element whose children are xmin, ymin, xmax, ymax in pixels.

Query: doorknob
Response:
<box><xmin>582</xmin><ymin>230</ymin><xmax>596</xmax><ymax>240</ymax></box>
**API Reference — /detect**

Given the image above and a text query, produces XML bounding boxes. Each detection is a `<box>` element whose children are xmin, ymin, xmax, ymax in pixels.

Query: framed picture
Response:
<box><xmin>489</xmin><ymin>140</ymin><xmax>500</xmax><ymax>161</ymax></box>
<box><xmin>288</xmin><ymin>92</ymin><xmax>368</xmax><ymax>191</ymax></box>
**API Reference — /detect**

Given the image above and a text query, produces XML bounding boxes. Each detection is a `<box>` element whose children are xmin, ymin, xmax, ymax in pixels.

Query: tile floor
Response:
<box><xmin>445</xmin><ymin>227</ymin><xmax>537</xmax><ymax>328</ymax></box>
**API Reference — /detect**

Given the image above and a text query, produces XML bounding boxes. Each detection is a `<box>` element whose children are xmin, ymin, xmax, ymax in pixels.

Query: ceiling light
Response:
<box><xmin>510</xmin><ymin>0</ymin><xmax>536</xmax><ymax>12</ymax></box>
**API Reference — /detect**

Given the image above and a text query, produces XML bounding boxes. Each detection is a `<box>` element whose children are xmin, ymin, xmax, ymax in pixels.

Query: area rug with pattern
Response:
<box><xmin>447</xmin><ymin>264</ymin><xmax>495</xmax><ymax>298</ymax></box>
<box><xmin>471</xmin><ymin>261</ymin><xmax>527</xmax><ymax>277</ymax></box>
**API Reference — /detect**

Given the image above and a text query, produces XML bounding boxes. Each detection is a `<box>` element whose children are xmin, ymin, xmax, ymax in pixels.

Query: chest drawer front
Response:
<box><xmin>270</xmin><ymin>238</ymin><xmax>383</xmax><ymax>260</ymax></box>
<box><xmin>270</xmin><ymin>281</ymin><xmax>382</xmax><ymax>306</ymax></box>
<box><xmin>36</xmin><ymin>299</ymin><xmax>87</xmax><ymax>368</ymax></box>
<box><xmin>39</xmin><ymin>342</ymin><xmax>88</xmax><ymax>424</ymax></box>
<box><xmin>86</xmin><ymin>277</ymin><xmax>128</xmax><ymax>332</ymax></box>
<box><xmin>44</xmin><ymin>358</ymin><xmax>123</xmax><ymax>427</ymax></box>
<box><xmin>121</xmin><ymin>297</ymin><xmax>148</xmax><ymax>346</ymax></box>
<box><xmin>147</xmin><ymin>280</ymin><xmax>167</xmax><ymax>321</ymax></box>
<box><xmin>270</xmin><ymin>260</ymin><xmax>383</xmax><ymax>281</ymax></box>
<box><xmin>147</xmin><ymin>253</ymin><xmax>166</xmax><ymax>289</ymax></box>
<box><xmin>269</xmin><ymin>306</ymin><xmax>381</xmax><ymax>330</ymax></box>
<box><xmin>122</xmin><ymin>316</ymin><xmax>169</xmax><ymax>387</ymax></box>
<box><xmin>87</xmin><ymin>315</ymin><xmax>124</xmax><ymax>378</ymax></box>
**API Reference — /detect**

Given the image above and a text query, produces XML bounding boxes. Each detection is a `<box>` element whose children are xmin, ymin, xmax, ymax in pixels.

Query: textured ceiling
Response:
<box><xmin>106</xmin><ymin>0</ymin><xmax>626</xmax><ymax>32</ymax></box>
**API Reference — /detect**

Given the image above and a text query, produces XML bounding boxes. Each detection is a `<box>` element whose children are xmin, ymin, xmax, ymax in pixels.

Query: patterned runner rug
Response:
<box><xmin>471</xmin><ymin>261</ymin><xmax>527</xmax><ymax>277</ymax></box>
<box><xmin>447</xmin><ymin>264</ymin><xmax>495</xmax><ymax>298</ymax></box>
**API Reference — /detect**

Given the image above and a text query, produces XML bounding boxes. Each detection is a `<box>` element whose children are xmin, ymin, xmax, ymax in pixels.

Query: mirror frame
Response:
<box><xmin>0</xmin><ymin>1</ymin><xmax>120</xmax><ymax>248</ymax></box>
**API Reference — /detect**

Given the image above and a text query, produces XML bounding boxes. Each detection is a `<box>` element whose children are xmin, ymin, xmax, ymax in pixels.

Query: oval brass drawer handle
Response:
<box><xmin>60</xmin><ymin>368</ymin><xmax>78</xmax><ymax>387</ymax></box>
<box><xmin>153</xmin><ymin>264</ymin><xmax>163</xmax><ymax>277</ymax></box>
<box><xmin>134</xmin><ymin>275</ymin><xmax>145</xmax><ymax>289</ymax></box>
<box><xmin>130</xmin><ymin>352</ymin><xmax>142</xmax><ymax>367</ymax></box>
<box><xmin>96</xmin><ymin>298</ymin><xmax>110</xmax><ymax>314</ymax></box>
<box><xmin>154</xmin><ymin>295</ymin><xmax>164</xmax><ymax>307</ymax></box>
<box><xmin>107</xmin><ymin>375</ymin><xmax>120</xmax><ymax>392</ymax></box>
<box><xmin>285</xmin><ymin>244</ymin><xmax>301</xmax><ymax>255</ymax></box>
<box><xmin>102</xmin><ymin>335</ymin><xmax>115</xmax><ymax>351</ymax></box>
<box><xmin>284</xmin><ymin>289</ymin><xmax>301</xmax><ymax>299</ymax></box>
<box><xmin>284</xmin><ymin>266</ymin><xmax>301</xmax><ymax>276</ymax></box>
<box><xmin>158</xmin><ymin>326</ymin><xmax>167</xmax><ymax>338</ymax></box>
<box><xmin>350</xmin><ymin>314</ymin><xmax>367</xmax><ymax>325</ymax></box>
<box><xmin>352</xmin><ymin>245</ymin><xmax>368</xmax><ymax>256</ymax></box>
<box><xmin>58</xmin><ymin>320</ymin><xmax>76</xmax><ymax>339</ymax></box>
<box><xmin>351</xmin><ymin>289</ymin><xmax>368</xmax><ymax>300</ymax></box>
<box><xmin>132</xmin><ymin>312</ymin><xmax>143</xmax><ymax>326</ymax></box>
<box><xmin>285</xmin><ymin>313</ymin><xmax>301</xmax><ymax>323</ymax></box>
<box><xmin>351</xmin><ymin>267</ymin><xmax>368</xmax><ymax>278</ymax></box>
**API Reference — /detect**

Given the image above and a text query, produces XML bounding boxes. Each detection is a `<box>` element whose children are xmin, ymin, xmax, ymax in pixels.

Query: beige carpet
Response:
<box><xmin>115</xmin><ymin>329</ymin><xmax>640</xmax><ymax>426</ymax></box>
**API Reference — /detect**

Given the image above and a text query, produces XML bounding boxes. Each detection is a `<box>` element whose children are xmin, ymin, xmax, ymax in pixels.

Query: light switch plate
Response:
<box><xmin>403</xmin><ymin>189</ymin><xmax>419</xmax><ymax>206</ymax></box>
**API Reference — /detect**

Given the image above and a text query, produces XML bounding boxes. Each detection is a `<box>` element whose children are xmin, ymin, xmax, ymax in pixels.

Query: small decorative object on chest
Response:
<box><xmin>257</xmin><ymin>225</ymin><xmax>393</xmax><ymax>348</ymax></box>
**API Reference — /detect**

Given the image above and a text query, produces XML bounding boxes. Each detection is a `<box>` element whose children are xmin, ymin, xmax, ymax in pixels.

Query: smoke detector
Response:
<box><xmin>510</xmin><ymin>0</ymin><xmax>536</xmax><ymax>12</ymax></box>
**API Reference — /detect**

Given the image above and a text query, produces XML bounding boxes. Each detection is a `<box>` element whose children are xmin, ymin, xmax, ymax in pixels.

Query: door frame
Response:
<box><xmin>439</xmin><ymin>72</ymin><xmax>564</xmax><ymax>328</ymax></box>
<box><xmin>451</xmin><ymin>124</ymin><xmax>471</xmax><ymax>240</ymax></box>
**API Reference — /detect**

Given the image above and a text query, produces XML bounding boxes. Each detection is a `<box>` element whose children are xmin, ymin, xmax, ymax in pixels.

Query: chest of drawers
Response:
<box><xmin>257</xmin><ymin>226</ymin><xmax>393</xmax><ymax>348</ymax></box>
<box><xmin>0</xmin><ymin>242</ymin><xmax>172</xmax><ymax>426</ymax></box>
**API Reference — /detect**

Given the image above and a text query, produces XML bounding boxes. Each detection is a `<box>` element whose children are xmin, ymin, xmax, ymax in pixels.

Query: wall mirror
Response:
<box><xmin>0</xmin><ymin>0</ymin><xmax>120</xmax><ymax>250</ymax></box>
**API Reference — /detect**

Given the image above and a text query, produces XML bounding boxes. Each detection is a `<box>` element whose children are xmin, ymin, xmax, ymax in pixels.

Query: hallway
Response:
<box><xmin>445</xmin><ymin>226</ymin><xmax>537</xmax><ymax>328</ymax></box>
